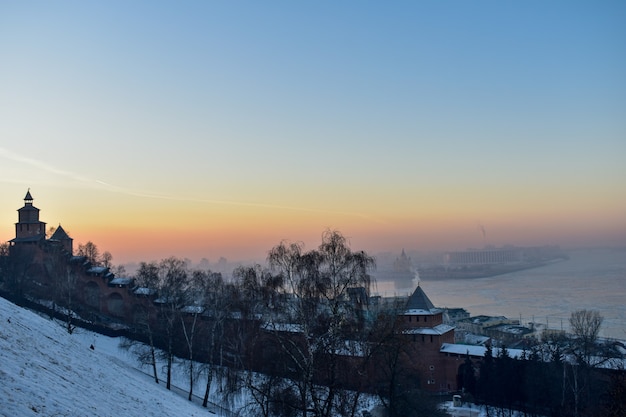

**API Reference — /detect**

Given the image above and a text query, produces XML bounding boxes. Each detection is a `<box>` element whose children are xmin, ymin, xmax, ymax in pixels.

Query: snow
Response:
<box><xmin>440</xmin><ymin>343</ymin><xmax>526</xmax><ymax>359</ymax></box>
<box><xmin>109</xmin><ymin>277</ymin><xmax>133</xmax><ymax>286</ymax></box>
<box><xmin>402</xmin><ymin>323</ymin><xmax>454</xmax><ymax>335</ymax></box>
<box><xmin>402</xmin><ymin>308</ymin><xmax>442</xmax><ymax>315</ymax></box>
<box><xmin>133</xmin><ymin>287</ymin><xmax>156</xmax><ymax>296</ymax></box>
<box><xmin>0</xmin><ymin>296</ymin><xmax>217</xmax><ymax>417</ymax></box>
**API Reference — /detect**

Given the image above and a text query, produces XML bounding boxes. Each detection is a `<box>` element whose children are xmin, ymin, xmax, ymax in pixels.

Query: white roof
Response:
<box><xmin>109</xmin><ymin>278</ymin><xmax>133</xmax><ymax>286</ymax></box>
<box><xmin>180</xmin><ymin>305</ymin><xmax>204</xmax><ymax>314</ymax></box>
<box><xmin>440</xmin><ymin>343</ymin><xmax>525</xmax><ymax>359</ymax></box>
<box><xmin>401</xmin><ymin>308</ymin><xmax>442</xmax><ymax>316</ymax></box>
<box><xmin>261</xmin><ymin>322</ymin><xmax>304</xmax><ymax>333</ymax></box>
<box><xmin>403</xmin><ymin>323</ymin><xmax>454</xmax><ymax>335</ymax></box>
<box><xmin>133</xmin><ymin>287</ymin><xmax>156</xmax><ymax>296</ymax></box>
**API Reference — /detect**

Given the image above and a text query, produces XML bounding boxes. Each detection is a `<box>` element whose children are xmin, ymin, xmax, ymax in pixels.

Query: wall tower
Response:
<box><xmin>14</xmin><ymin>190</ymin><xmax>47</xmax><ymax>242</ymax></box>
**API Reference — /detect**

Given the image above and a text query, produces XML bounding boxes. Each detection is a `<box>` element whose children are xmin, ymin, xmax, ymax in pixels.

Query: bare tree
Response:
<box><xmin>155</xmin><ymin>256</ymin><xmax>189</xmax><ymax>390</ymax></box>
<box><xmin>133</xmin><ymin>261</ymin><xmax>161</xmax><ymax>384</ymax></box>
<box><xmin>77</xmin><ymin>241</ymin><xmax>100</xmax><ymax>266</ymax></box>
<box><xmin>569</xmin><ymin>309</ymin><xmax>603</xmax><ymax>366</ymax></box>
<box><xmin>266</xmin><ymin>230</ymin><xmax>376</xmax><ymax>417</ymax></box>
<box><xmin>180</xmin><ymin>303</ymin><xmax>200</xmax><ymax>401</ymax></box>
<box><xmin>59</xmin><ymin>266</ymin><xmax>77</xmax><ymax>334</ymax></box>
<box><xmin>0</xmin><ymin>242</ymin><xmax>11</xmax><ymax>289</ymax></box>
<box><xmin>190</xmin><ymin>269</ymin><xmax>233</xmax><ymax>408</ymax></box>
<box><xmin>101</xmin><ymin>251</ymin><xmax>113</xmax><ymax>269</ymax></box>
<box><xmin>566</xmin><ymin>309</ymin><xmax>607</xmax><ymax>417</ymax></box>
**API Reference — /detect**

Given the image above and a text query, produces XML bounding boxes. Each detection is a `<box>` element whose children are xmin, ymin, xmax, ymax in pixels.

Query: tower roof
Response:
<box><xmin>24</xmin><ymin>190</ymin><xmax>33</xmax><ymax>202</ymax></box>
<box><xmin>405</xmin><ymin>285</ymin><xmax>436</xmax><ymax>312</ymax></box>
<box><xmin>50</xmin><ymin>225</ymin><xmax>71</xmax><ymax>241</ymax></box>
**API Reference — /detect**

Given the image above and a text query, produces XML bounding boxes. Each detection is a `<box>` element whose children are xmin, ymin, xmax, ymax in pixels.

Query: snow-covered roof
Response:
<box><xmin>261</xmin><ymin>322</ymin><xmax>304</xmax><ymax>333</ymax></box>
<box><xmin>403</xmin><ymin>323</ymin><xmax>454</xmax><ymax>335</ymax></box>
<box><xmin>402</xmin><ymin>308</ymin><xmax>443</xmax><ymax>316</ymax></box>
<box><xmin>440</xmin><ymin>343</ymin><xmax>525</xmax><ymax>359</ymax></box>
<box><xmin>87</xmin><ymin>266</ymin><xmax>108</xmax><ymax>274</ymax></box>
<box><xmin>109</xmin><ymin>278</ymin><xmax>133</xmax><ymax>286</ymax></box>
<box><xmin>133</xmin><ymin>287</ymin><xmax>156</xmax><ymax>296</ymax></box>
<box><xmin>180</xmin><ymin>305</ymin><xmax>204</xmax><ymax>314</ymax></box>
<box><xmin>153</xmin><ymin>296</ymin><xmax>178</xmax><ymax>304</ymax></box>
<box><xmin>463</xmin><ymin>334</ymin><xmax>491</xmax><ymax>345</ymax></box>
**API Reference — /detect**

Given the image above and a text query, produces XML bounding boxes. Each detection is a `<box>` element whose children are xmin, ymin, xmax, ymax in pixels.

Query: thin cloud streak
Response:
<box><xmin>1</xmin><ymin>147</ymin><xmax>384</xmax><ymax>223</ymax></box>
<box><xmin>0</xmin><ymin>147</ymin><xmax>92</xmax><ymax>183</ymax></box>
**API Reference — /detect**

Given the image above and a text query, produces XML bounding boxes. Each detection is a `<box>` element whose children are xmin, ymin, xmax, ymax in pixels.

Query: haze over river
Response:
<box><xmin>374</xmin><ymin>248</ymin><xmax>626</xmax><ymax>340</ymax></box>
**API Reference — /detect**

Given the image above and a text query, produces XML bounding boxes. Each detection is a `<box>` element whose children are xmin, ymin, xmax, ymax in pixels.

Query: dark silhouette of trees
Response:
<box><xmin>564</xmin><ymin>309</ymin><xmax>614</xmax><ymax>417</ymax></box>
<box><xmin>459</xmin><ymin>353</ymin><xmax>477</xmax><ymax>398</ymax></box>
<box><xmin>77</xmin><ymin>241</ymin><xmax>100</xmax><ymax>266</ymax></box>
<box><xmin>601</xmin><ymin>368</ymin><xmax>626</xmax><ymax>417</ymax></box>
<box><xmin>473</xmin><ymin>311</ymin><xmax>626</xmax><ymax>417</ymax></box>
<box><xmin>570</xmin><ymin>309</ymin><xmax>603</xmax><ymax>367</ymax></box>
<box><xmin>0</xmin><ymin>242</ymin><xmax>9</xmax><ymax>278</ymax></box>
<box><xmin>101</xmin><ymin>251</ymin><xmax>113</xmax><ymax>269</ymax></box>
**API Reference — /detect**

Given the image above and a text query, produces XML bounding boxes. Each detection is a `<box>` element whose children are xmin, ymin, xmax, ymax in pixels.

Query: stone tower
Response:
<box><xmin>49</xmin><ymin>224</ymin><xmax>73</xmax><ymax>255</ymax></box>
<box><xmin>14</xmin><ymin>190</ymin><xmax>47</xmax><ymax>241</ymax></box>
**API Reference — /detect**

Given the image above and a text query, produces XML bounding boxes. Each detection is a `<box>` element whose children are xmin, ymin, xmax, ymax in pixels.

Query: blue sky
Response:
<box><xmin>1</xmin><ymin>1</ymin><xmax>624</xmax><ymax>263</ymax></box>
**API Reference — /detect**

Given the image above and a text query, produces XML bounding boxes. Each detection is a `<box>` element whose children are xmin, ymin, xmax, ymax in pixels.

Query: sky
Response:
<box><xmin>1</xmin><ymin>1</ymin><xmax>625</xmax><ymax>265</ymax></box>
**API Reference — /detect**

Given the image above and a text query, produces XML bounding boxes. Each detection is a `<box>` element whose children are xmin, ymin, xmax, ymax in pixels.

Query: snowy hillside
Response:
<box><xmin>0</xmin><ymin>296</ymin><xmax>215</xmax><ymax>417</ymax></box>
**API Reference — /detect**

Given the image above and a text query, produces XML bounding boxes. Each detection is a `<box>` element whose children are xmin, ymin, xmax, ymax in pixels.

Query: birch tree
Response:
<box><xmin>266</xmin><ymin>230</ymin><xmax>375</xmax><ymax>417</ymax></box>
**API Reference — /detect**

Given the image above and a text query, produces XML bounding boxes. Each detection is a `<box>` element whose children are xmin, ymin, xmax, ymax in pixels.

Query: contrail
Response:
<box><xmin>0</xmin><ymin>147</ymin><xmax>92</xmax><ymax>183</ymax></box>
<box><xmin>0</xmin><ymin>146</ymin><xmax>383</xmax><ymax>222</ymax></box>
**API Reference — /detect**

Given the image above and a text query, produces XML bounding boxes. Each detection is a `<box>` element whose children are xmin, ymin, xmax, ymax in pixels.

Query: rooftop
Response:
<box><xmin>403</xmin><ymin>323</ymin><xmax>455</xmax><ymax>336</ymax></box>
<box><xmin>402</xmin><ymin>285</ymin><xmax>440</xmax><ymax>315</ymax></box>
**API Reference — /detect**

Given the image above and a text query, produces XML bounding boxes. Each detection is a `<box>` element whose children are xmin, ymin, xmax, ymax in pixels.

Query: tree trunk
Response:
<box><xmin>149</xmin><ymin>332</ymin><xmax>159</xmax><ymax>384</ymax></box>
<box><xmin>202</xmin><ymin>369</ymin><xmax>213</xmax><ymax>408</ymax></box>
<box><xmin>188</xmin><ymin>358</ymin><xmax>193</xmax><ymax>401</ymax></box>
<box><xmin>167</xmin><ymin>349</ymin><xmax>172</xmax><ymax>390</ymax></box>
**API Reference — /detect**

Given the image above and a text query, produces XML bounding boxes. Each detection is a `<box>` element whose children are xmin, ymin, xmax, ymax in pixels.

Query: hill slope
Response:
<box><xmin>0</xmin><ymin>297</ymin><xmax>212</xmax><ymax>417</ymax></box>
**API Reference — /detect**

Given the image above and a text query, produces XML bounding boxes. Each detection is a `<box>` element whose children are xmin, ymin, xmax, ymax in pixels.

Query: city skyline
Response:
<box><xmin>1</xmin><ymin>2</ymin><xmax>625</xmax><ymax>264</ymax></box>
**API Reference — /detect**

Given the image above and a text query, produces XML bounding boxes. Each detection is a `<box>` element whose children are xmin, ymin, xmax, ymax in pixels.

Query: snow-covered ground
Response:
<box><xmin>0</xmin><ymin>296</ymin><xmax>219</xmax><ymax>417</ymax></box>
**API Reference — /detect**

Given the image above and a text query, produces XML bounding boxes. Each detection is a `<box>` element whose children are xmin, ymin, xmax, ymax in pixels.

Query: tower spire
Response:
<box><xmin>24</xmin><ymin>189</ymin><xmax>33</xmax><ymax>205</ymax></box>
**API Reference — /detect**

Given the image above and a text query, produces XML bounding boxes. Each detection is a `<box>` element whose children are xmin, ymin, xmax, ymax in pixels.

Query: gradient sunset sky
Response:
<box><xmin>1</xmin><ymin>2</ymin><xmax>625</xmax><ymax>265</ymax></box>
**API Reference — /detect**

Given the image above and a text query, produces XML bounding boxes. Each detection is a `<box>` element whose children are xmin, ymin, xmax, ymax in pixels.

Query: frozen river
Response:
<box><xmin>373</xmin><ymin>247</ymin><xmax>626</xmax><ymax>340</ymax></box>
